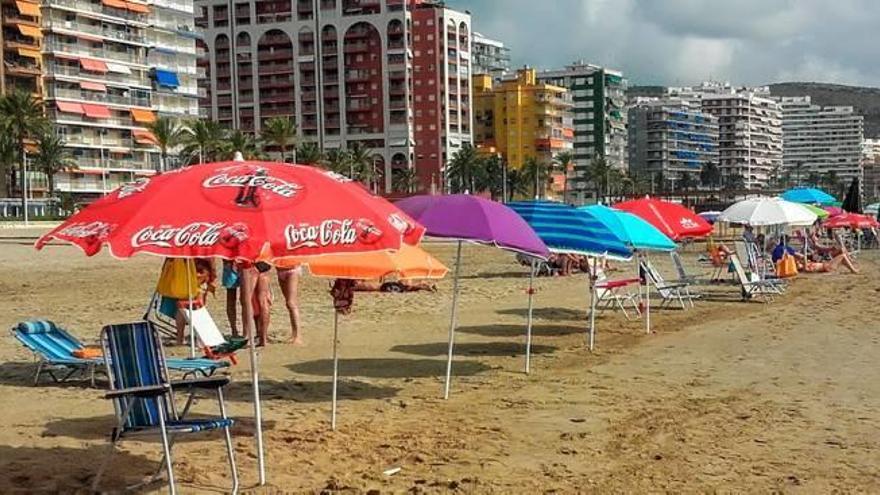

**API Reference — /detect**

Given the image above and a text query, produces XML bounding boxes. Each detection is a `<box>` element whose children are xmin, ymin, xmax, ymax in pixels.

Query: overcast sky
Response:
<box><xmin>446</xmin><ymin>0</ymin><xmax>878</xmax><ymax>87</ymax></box>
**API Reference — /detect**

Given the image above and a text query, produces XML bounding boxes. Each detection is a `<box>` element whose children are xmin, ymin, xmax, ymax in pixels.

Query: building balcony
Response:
<box><xmin>49</xmin><ymin>87</ymin><xmax>151</xmax><ymax>107</ymax></box>
<box><xmin>44</xmin><ymin>40</ymin><xmax>146</xmax><ymax>65</ymax></box>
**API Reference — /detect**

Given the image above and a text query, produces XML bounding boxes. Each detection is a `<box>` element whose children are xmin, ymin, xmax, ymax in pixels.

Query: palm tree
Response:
<box><xmin>32</xmin><ymin>130</ymin><xmax>75</xmax><ymax>213</ymax></box>
<box><xmin>323</xmin><ymin>148</ymin><xmax>351</xmax><ymax>175</ymax></box>
<box><xmin>700</xmin><ymin>161</ymin><xmax>721</xmax><ymax>190</ymax></box>
<box><xmin>586</xmin><ymin>156</ymin><xmax>614</xmax><ymax>202</ymax></box>
<box><xmin>505</xmin><ymin>168</ymin><xmax>529</xmax><ymax>201</ymax></box>
<box><xmin>347</xmin><ymin>142</ymin><xmax>376</xmax><ymax>189</ymax></box>
<box><xmin>522</xmin><ymin>156</ymin><xmax>551</xmax><ymax>199</ymax></box>
<box><xmin>181</xmin><ymin>119</ymin><xmax>226</xmax><ymax>164</ymax></box>
<box><xmin>146</xmin><ymin>116</ymin><xmax>186</xmax><ymax>171</ymax></box>
<box><xmin>296</xmin><ymin>142</ymin><xmax>323</xmax><ymax>166</ymax></box>
<box><xmin>0</xmin><ymin>132</ymin><xmax>16</xmax><ymax>197</ymax></box>
<box><xmin>553</xmin><ymin>151</ymin><xmax>574</xmax><ymax>203</ymax></box>
<box><xmin>476</xmin><ymin>153</ymin><xmax>504</xmax><ymax>200</ymax></box>
<box><xmin>445</xmin><ymin>143</ymin><xmax>480</xmax><ymax>193</ymax></box>
<box><xmin>0</xmin><ymin>91</ymin><xmax>47</xmax><ymax>214</ymax></box>
<box><xmin>222</xmin><ymin>129</ymin><xmax>262</xmax><ymax>160</ymax></box>
<box><xmin>392</xmin><ymin>167</ymin><xmax>420</xmax><ymax>194</ymax></box>
<box><xmin>260</xmin><ymin>116</ymin><xmax>297</xmax><ymax>163</ymax></box>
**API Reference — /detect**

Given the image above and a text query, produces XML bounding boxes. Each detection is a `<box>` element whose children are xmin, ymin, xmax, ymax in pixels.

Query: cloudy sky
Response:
<box><xmin>446</xmin><ymin>0</ymin><xmax>878</xmax><ymax>87</ymax></box>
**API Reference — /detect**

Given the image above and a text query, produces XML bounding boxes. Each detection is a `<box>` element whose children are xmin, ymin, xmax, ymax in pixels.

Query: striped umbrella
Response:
<box><xmin>508</xmin><ymin>201</ymin><xmax>632</xmax><ymax>351</ymax></box>
<box><xmin>506</xmin><ymin>201</ymin><xmax>632</xmax><ymax>260</ymax></box>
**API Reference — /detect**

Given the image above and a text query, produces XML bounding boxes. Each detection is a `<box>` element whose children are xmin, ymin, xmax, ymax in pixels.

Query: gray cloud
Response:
<box><xmin>447</xmin><ymin>0</ymin><xmax>879</xmax><ymax>86</ymax></box>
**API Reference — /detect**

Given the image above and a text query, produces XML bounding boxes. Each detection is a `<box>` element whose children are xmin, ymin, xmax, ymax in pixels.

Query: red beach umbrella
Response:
<box><xmin>614</xmin><ymin>197</ymin><xmax>712</xmax><ymax>241</ymax></box>
<box><xmin>824</xmin><ymin>212</ymin><xmax>880</xmax><ymax>229</ymax></box>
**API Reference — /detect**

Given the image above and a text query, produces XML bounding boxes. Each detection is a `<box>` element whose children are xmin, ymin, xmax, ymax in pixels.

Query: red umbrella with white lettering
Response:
<box><xmin>35</xmin><ymin>156</ymin><xmax>424</xmax><ymax>487</ymax></box>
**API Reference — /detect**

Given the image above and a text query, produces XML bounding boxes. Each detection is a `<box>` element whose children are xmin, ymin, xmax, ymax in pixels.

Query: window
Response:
<box><xmin>427</xmin><ymin>34</ymin><xmax>433</xmax><ymax>41</ymax></box>
<box><xmin>427</xmin><ymin>19</ymin><xmax>434</xmax><ymax>25</ymax></box>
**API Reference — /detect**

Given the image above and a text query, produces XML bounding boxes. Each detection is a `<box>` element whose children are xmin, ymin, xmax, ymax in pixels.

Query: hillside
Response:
<box><xmin>768</xmin><ymin>82</ymin><xmax>880</xmax><ymax>137</ymax></box>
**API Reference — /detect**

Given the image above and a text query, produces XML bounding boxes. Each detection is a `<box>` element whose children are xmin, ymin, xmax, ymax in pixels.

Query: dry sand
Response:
<box><xmin>0</xmin><ymin>229</ymin><xmax>878</xmax><ymax>493</ymax></box>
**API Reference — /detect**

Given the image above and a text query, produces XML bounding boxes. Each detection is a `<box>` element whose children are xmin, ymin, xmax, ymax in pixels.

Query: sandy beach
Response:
<box><xmin>0</xmin><ymin>229</ymin><xmax>878</xmax><ymax>493</ymax></box>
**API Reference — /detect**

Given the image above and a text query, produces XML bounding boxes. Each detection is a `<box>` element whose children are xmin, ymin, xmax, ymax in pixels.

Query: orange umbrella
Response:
<box><xmin>273</xmin><ymin>243</ymin><xmax>447</xmax><ymax>429</ymax></box>
<box><xmin>285</xmin><ymin>243</ymin><xmax>448</xmax><ymax>280</ymax></box>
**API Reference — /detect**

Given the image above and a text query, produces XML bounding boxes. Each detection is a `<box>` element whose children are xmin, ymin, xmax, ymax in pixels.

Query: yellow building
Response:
<box><xmin>0</xmin><ymin>0</ymin><xmax>43</xmax><ymax>96</ymax></box>
<box><xmin>473</xmin><ymin>67</ymin><xmax>573</xmax><ymax>170</ymax></box>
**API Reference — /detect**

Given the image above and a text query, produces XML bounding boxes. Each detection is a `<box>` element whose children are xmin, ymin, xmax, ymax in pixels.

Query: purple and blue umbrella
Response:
<box><xmin>396</xmin><ymin>195</ymin><xmax>549</xmax><ymax>395</ymax></box>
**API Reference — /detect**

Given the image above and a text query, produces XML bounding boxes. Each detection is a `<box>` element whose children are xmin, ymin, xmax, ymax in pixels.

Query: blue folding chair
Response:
<box><xmin>91</xmin><ymin>322</ymin><xmax>238</xmax><ymax>494</ymax></box>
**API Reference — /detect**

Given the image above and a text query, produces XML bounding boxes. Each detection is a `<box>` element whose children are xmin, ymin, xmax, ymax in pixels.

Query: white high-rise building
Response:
<box><xmin>471</xmin><ymin>31</ymin><xmax>508</xmax><ymax>79</ymax></box>
<box><xmin>780</xmin><ymin>96</ymin><xmax>864</xmax><ymax>185</ymax></box>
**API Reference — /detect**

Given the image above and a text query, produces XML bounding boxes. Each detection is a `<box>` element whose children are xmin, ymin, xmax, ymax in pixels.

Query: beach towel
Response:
<box><xmin>156</xmin><ymin>259</ymin><xmax>200</xmax><ymax>299</ymax></box>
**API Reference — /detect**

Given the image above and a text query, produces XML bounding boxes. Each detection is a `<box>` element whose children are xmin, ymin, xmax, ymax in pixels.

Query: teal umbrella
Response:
<box><xmin>580</xmin><ymin>204</ymin><xmax>677</xmax><ymax>251</ymax></box>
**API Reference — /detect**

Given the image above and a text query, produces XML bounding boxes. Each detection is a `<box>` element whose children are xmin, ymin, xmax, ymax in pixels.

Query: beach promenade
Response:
<box><xmin>0</xmin><ymin>233</ymin><xmax>877</xmax><ymax>492</ymax></box>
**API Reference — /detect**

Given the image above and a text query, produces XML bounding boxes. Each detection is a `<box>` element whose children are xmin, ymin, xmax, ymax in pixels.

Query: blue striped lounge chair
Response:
<box><xmin>11</xmin><ymin>320</ymin><xmax>231</xmax><ymax>386</ymax></box>
<box><xmin>91</xmin><ymin>321</ymin><xmax>238</xmax><ymax>495</ymax></box>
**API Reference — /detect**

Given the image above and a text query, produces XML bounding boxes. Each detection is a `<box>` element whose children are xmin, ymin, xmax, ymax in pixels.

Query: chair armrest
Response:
<box><xmin>105</xmin><ymin>384</ymin><xmax>169</xmax><ymax>399</ymax></box>
<box><xmin>170</xmin><ymin>376</ymin><xmax>230</xmax><ymax>390</ymax></box>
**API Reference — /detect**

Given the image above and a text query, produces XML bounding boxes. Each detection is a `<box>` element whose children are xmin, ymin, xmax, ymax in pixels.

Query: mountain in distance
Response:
<box><xmin>628</xmin><ymin>82</ymin><xmax>880</xmax><ymax>138</ymax></box>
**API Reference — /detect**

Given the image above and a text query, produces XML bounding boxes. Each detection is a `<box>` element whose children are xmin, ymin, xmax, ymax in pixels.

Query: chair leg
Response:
<box><xmin>33</xmin><ymin>361</ymin><xmax>43</xmax><ymax>386</ymax></box>
<box><xmin>91</xmin><ymin>437</ymin><xmax>118</xmax><ymax>493</ymax></box>
<box><xmin>156</xmin><ymin>397</ymin><xmax>177</xmax><ymax>495</ymax></box>
<box><xmin>217</xmin><ymin>388</ymin><xmax>239</xmax><ymax>494</ymax></box>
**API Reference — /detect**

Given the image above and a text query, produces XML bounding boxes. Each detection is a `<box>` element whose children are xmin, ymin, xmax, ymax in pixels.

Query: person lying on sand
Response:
<box><xmin>353</xmin><ymin>278</ymin><xmax>437</xmax><ymax>293</ymax></box>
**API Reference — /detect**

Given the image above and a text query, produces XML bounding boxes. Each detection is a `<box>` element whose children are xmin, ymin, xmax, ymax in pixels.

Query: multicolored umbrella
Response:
<box><xmin>396</xmin><ymin>194</ymin><xmax>549</xmax><ymax>395</ymax></box>
<box><xmin>781</xmin><ymin>187</ymin><xmax>837</xmax><ymax>205</ymax></box>
<box><xmin>798</xmin><ymin>203</ymin><xmax>830</xmax><ymax>220</ymax></box>
<box><xmin>36</xmin><ymin>158</ymin><xmax>425</xmax><ymax>484</ymax></box>
<box><xmin>824</xmin><ymin>205</ymin><xmax>845</xmax><ymax>217</ymax></box>
<box><xmin>614</xmin><ymin>197</ymin><xmax>712</xmax><ymax>241</ymax></box>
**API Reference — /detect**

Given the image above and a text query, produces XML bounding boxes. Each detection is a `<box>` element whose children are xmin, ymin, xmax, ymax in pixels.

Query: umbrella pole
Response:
<box><xmin>241</xmin><ymin>270</ymin><xmax>265</xmax><ymax>486</ymax></box>
<box><xmin>645</xmin><ymin>254</ymin><xmax>651</xmax><ymax>335</ymax></box>
<box><xmin>331</xmin><ymin>310</ymin><xmax>339</xmax><ymax>430</ymax></box>
<box><xmin>186</xmin><ymin>259</ymin><xmax>195</xmax><ymax>359</ymax></box>
<box><xmin>588</xmin><ymin>256</ymin><xmax>597</xmax><ymax>352</ymax></box>
<box><xmin>524</xmin><ymin>260</ymin><xmax>536</xmax><ymax>375</ymax></box>
<box><xmin>443</xmin><ymin>240</ymin><xmax>463</xmax><ymax>400</ymax></box>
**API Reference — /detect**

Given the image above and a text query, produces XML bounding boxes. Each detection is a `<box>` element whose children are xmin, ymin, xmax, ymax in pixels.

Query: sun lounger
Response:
<box><xmin>11</xmin><ymin>320</ymin><xmax>230</xmax><ymax>386</ymax></box>
<box><xmin>729</xmin><ymin>254</ymin><xmax>778</xmax><ymax>303</ymax></box>
<box><xmin>639</xmin><ymin>258</ymin><xmax>698</xmax><ymax>310</ymax></box>
<box><xmin>91</xmin><ymin>321</ymin><xmax>238</xmax><ymax>495</ymax></box>
<box><xmin>181</xmin><ymin>307</ymin><xmax>247</xmax><ymax>365</ymax></box>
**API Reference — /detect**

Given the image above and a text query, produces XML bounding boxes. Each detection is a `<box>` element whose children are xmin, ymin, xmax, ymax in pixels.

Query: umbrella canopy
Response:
<box><xmin>294</xmin><ymin>243</ymin><xmax>448</xmax><ymax>279</ymax></box>
<box><xmin>824</xmin><ymin>212</ymin><xmax>880</xmax><ymax>229</ymax></box>
<box><xmin>698</xmin><ymin>211</ymin><xmax>723</xmax><ymax>224</ymax></box>
<box><xmin>395</xmin><ymin>194</ymin><xmax>549</xmax><ymax>258</ymax></box>
<box><xmin>865</xmin><ymin>202</ymin><xmax>879</xmax><ymax>218</ymax></box>
<box><xmin>841</xmin><ymin>178</ymin><xmax>862</xmax><ymax>213</ymax></box>
<box><xmin>37</xmin><ymin>161</ymin><xmax>425</xmax><ymax>258</ymax></box>
<box><xmin>824</xmin><ymin>205</ymin><xmax>845</xmax><ymax>217</ymax></box>
<box><xmin>798</xmin><ymin>203</ymin><xmax>830</xmax><ymax>219</ymax></box>
<box><xmin>614</xmin><ymin>197</ymin><xmax>712</xmax><ymax>241</ymax></box>
<box><xmin>579</xmin><ymin>204</ymin><xmax>676</xmax><ymax>251</ymax></box>
<box><xmin>719</xmin><ymin>197</ymin><xmax>818</xmax><ymax>226</ymax></box>
<box><xmin>507</xmin><ymin>201</ymin><xmax>632</xmax><ymax>260</ymax></box>
<box><xmin>781</xmin><ymin>187</ymin><xmax>836</xmax><ymax>205</ymax></box>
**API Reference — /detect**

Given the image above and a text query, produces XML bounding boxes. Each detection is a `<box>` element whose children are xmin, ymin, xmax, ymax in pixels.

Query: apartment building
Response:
<box><xmin>862</xmin><ymin>138</ymin><xmax>880</xmax><ymax>201</ymax></box>
<box><xmin>37</xmin><ymin>0</ymin><xmax>200</xmax><ymax>199</ymax></box>
<box><xmin>628</xmin><ymin>97</ymin><xmax>719</xmax><ymax>187</ymax></box>
<box><xmin>471</xmin><ymin>31</ymin><xmax>508</xmax><ymax>79</ymax></box>
<box><xmin>473</xmin><ymin>67</ymin><xmax>572</xmax><ymax>168</ymax></box>
<box><xmin>700</xmin><ymin>92</ymin><xmax>782</xmax><ymax>189</ymax></box>
<box><xmin>195</xmin><ymin>0</ymin><xmax>472</xmax><ymax>194</ymax></box>
<box><xmin>536</xmin><ymin>61</ymin><xmax>627</xmax><ymax>204</ymax></box>
<box><xmin>1</xmin><ymin>0</ymin><xmax>43</xmax><ymax>95</ymax></box>
<box><xmin>780</xmin><ymin>96</ymin><xmax>864</xmax><ymax>185</ymax></box>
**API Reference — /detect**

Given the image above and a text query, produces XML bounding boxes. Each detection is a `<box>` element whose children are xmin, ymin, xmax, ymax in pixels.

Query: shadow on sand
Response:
<box><xmin>390</xmin><ymin>341</ymin><xmax>557</xmax><ymax>357</ymax></box>
<box><xmin>496</xmin><ymin>307</ymin><xmax>587</xmax><ymax>320</ymax></box>
<box><xmin>225</xmin><ymin>378</ymin><xmax>400</xmax><ymax>403</ymax></box>
<box><xmin>288</xmin><ymin>357</ymin><xmax>492</xmax><ymax>379</ymax></box>
<box><xmin>457</xmin><ymin>323</ymin><xmax>584</xmax><ymax>338</ymax></box>
<box><xmin>42</xmin><ymin>412</ymin><xmax>277</xmax><ymax>442</ymax></box>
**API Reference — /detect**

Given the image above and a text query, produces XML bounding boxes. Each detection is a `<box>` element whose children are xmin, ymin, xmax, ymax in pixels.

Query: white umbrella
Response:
<box><xmin>719</xmin><ymin>197</ymin><xmax>818</xmax><ymax>227</ymax></box>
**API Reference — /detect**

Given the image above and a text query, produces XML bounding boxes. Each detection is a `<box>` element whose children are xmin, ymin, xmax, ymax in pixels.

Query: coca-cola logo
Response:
<box><xmin>285</xmin><ymin>218</ymin><xmax>382</xmax><ymax>250</ymax></box>
<box><xmin>117</xmin><ymin>178</ymin><xmax>150</xmax><ymax>199</ymax></box>
<box><xmin>387</xmin><ymin>213</ymin><xmax>412</xmax><ymax>234</ymax></box>
<box><xmin>132</xmin><ymin>222</ymin><xmax>233</xmax><ymax>249</ymax></box>
<box><xmin>58</xmin><ymin>221</ymin><xmax>113</xmax><ymax>240</ymax></box>
<box><xmin>680</xmin><ymin>218</ymin><xmax>700</xmax><ymax>229</ymax></box>
<box><xmin>203</xmin><ymin>170</ymin><xmax>301</xmax><ymax>199</ymax></box>
<box><xmin>322</xmin><ymin>170</ymin><xmax>352</xmax><ymax>183</ymax></box>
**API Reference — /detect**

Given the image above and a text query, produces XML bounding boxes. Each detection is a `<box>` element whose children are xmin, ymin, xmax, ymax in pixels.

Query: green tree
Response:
<box><xmin>553</xmin><ymin>151</ymin><xmax>574</xmax><ymax>203</ymax></box>
<box><xmin>0</xmin><ymin>131</ymin><xmax>16</xmax><ymax>197</ymax></box>
<box><xmin>586</xmin><ymin>156</ymin><xmax>614</xmax><ymax>201</ymax></box>
<box><xmin>222</xmin><ymin>129</ymin><xmax>262</xmax><ymax>160</ymax></box>
<box><xmin>724</xmin><ymin>174</ymin><xmax>745</xmax><ymax>191</ymax></box>
<box><xmin>0</xmin><ymin>91</ymin><xmax>47</xmax><ymax>215</ymax></box>
<box><xmin>392</xmin><ymin>167</ymin><xmax>420</xmax><ymax>194</ymax></box>
<box><xmin>347</xmin><ymin>142</ymin><xmax>377</xmax><ymax>189</ymax></box>
<box><xmin>296</xmin><ymin>142</ymin><xmax>323</xmax><ymax>166</ymax></box>
<box><xmin>476</xmin><ymin>154</ymin><xmax>504</xmax><ymax>200</ymax></box>
<box><xmin>821</xmin><ymin>171</ymin><xmax>840</xmax><ymax>195</ymax></box>
<box><xmin>446</xmin><ymin>143</ymin><xmax>481</xmax><ymax>193</ymax></box>
<box><xmin>505</xmin><ymin>167</ymin><xmax>529</xmax><ymax>201</ymax></box>
<box><xmin>700</xmin><ymin>161</ymin><xmax>721</xmax><ymax>190</ymax></box>
<box><xmin>260</xmin><ymin>116</ymin><xmax>297</xmax><ymax>163</ymax></box>
<box><xmin>181</xmin><ymin>119</ymin><xmax>227</xmax><ymax>164</ymax></box>
<box><xmin>323</xmin><ymin>148</ymin><xmax>351</xmax><ymax>175</ymax></box>
<box><xmin>806</xmin><ymin>171</ymin><xmax>821</xmax><ymax>188</ymax></box>
<box><xmin>32</xmin><ymin>130</ymin><xmax>76</xmax><ymax>213</ymax></box>
<box><xmin>522</xmin><ymin>156</ymin><xmax>551</xmax><ymax>199</ymax></box>
<box><xmin>146</xmin><ymin>116</ymin><xmax>186</xmax><ymax>171</ymax></box>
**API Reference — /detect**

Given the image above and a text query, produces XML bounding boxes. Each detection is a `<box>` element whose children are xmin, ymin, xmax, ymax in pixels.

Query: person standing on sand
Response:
<box><xmin>273</xmin><ymin>260</ymin><xmax>303</xmax><ymax>345</ymax></box>
<box><xmin>221</xmin><ymin>260</ymin><xmax>240</xmax><ymax>336</ymax></box>
<box><xmin>238</xmin><ymin>260</ymin><xmax>273</xmax><ymax>347</ymax></box>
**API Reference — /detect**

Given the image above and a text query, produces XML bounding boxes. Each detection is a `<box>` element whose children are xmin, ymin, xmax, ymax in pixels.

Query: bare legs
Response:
<box><xmin>226</xmin><ymin>287</ymin><xmax>238</xmax><ymax>337</ymax></box>
<box><xmin>277</xmin><ymin>269</ymin><xmax>302</xmax><ymax>345</ymax></box>
<box><xmin>239</xmin><ymin>267</ymin><xmax>258</xmax><ymax>346</ymax></box>
<box><xmin>255</xmin><ymin>272</ymin><xmax>271</xmax><ymax>346</ymax></box>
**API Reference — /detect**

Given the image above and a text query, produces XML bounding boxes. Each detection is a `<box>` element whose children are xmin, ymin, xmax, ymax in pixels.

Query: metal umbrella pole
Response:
<box><xmin>643</xmin><ymin>253</ymin><xmax>651</xmax><ymax>334</ymax></box>
<box><xmin>185</xmin><ymin>259</ymin><xmax>196</xmax><ymax>358</ymax></box>
<box><xmin>331</xmin><ymin>310</ymin><xmax>340</xmax><ymax>430</ymax></box>
<box><xmin>524</xmin><ymin>259</ymin><xmax>536</xmax><ymax>374</ymax></box>
<box><xmin>443</xmin><ymin>240</ymin><xmax>463</xmax><ymax>399</ymax></box>
<box><xmin>588</xmin><ymin>256</ymin><xmax>598</xmax><ymax>351</ymax></box>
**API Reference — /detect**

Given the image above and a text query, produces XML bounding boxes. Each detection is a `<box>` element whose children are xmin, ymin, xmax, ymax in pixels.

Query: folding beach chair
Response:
<box><xmin>181</xmin><ymin>307</ymin><xmax>247</xmax><ymax>365</ymax></box>
<box><xmin>91</xmin><ymin>322</ymin><xmax>238</xmax><ymax>495</ymax></box>
<box><xmin>590</xmin><ymin>268</ymin><xmax>642</xmax><ymax>320</ymax></box>
<box><xmin>639</xmin><ymin>258</ymin><xmax>698</xmax><ymax>310</ymax></box>
<box><xmin>11</xmin><ymin>320</ymin><xmax>103</xmax><ymax>386</ymax></box>
<box><xmin>670</xmin><ymin>250</ymin><xmax>698</xmax><ymax>285</ymax></box>
<box><xmin>735</xmin><ymin>241</ymin><xmax>787</xmax><ymax>293</ymax></box>
<box><xmin>729</xmin><ymin>254</ymin><xmax>778</xmax><ymax>303</ymax></box>
<box><xmin>11</xmin><ymin>320</ymin><xmax>230</xmax><ymax>385</ymax></box>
